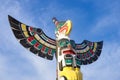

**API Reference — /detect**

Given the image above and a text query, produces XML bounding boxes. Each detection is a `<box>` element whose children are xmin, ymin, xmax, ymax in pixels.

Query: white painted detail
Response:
<box><xmin>60</xmin><ymin>77</ymin><xmax>65</xmax><ymax>80</ymax></box>
<box><xmin>55</xmin><ymin>32</ymin><xmax>69</xmax><ymax>40</ymax></box>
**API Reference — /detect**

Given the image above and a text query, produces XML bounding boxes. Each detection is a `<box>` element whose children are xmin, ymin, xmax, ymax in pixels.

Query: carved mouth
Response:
<box><xmin>63</xmin><ymin>49</ymin><xmax>75</xmax><ymax>54</ymax></box>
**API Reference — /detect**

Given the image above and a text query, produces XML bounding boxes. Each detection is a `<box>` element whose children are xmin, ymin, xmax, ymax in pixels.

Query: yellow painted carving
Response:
<box><xmin>65</xmin><ymin>20</ymin><xmax>72</xmax><ymax>36</ymax></box>
<box><xmin>59</xmin><ymin>67</ymin><xmax>82</xmax><ymax>80</ymax></box>
<box><xmin>23</xmin><ymin>32</ymin><xmax>29</xmax><ymax>37</ymax></box>
<box><xmin>34</xmin><ymin>34</ymin><xmax>56</xmax><ymax>49</ymax></box>
<box><xmin>93</xmin><ymin>43</ymin><xmax>97</xmax><ymax>52</ymax></box>
<box><xmin>21</xmin><ymin>24</ymin><xmax>27</xmax><ymax>31</ymax></box>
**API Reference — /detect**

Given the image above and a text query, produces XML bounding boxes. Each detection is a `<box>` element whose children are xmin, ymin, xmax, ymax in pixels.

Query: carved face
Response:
<box><xmin>58</xmin><ymin>39</ymin><xmax>77</xmax><ymax>67</ymax></box>
<box><xmin>58</xmin><ymin>39</ymin><xmax>76</xmax><ymax>55</ymax></box>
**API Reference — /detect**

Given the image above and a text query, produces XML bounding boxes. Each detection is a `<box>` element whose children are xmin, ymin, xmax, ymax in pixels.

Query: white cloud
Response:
<box><xmin>0</xmin><ymin>53</ymin><xmax>8</xmax><ymax>77</ymax></box>
<box><xmin>91</xmin><ymin>1</ymin><xmax>120</xmax><ymax>34</ymax></box>
<box><xmin>20</xmin><ymin>50</ymin><xmax>56</xmax><ymax>80</ymax></box>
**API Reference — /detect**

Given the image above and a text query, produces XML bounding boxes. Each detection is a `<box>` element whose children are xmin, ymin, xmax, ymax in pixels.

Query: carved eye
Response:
<box><xmin>58</xmin><ymin>39</ymin><xmax>70</xmax><ymax>48</ymax></box>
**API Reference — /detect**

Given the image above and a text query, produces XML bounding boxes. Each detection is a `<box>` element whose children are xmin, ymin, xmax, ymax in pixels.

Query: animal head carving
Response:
<box><xmin>52</xmin><ymin>17</ymin><xmax>72</xmax><ymax>39</ymax></box>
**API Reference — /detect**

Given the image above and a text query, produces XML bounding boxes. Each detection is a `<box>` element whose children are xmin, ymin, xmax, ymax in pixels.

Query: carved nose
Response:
<box><xmin>68</xmin><ymin>44</ymin><xmax>72</xmax><ymax>49</ymax></box>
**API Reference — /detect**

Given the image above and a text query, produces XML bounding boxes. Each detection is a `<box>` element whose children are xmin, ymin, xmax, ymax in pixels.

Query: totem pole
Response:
<box><xmin>8</xmin><ymin>15</ymin><xmax>103</xmax><ymax>80</ymax></box>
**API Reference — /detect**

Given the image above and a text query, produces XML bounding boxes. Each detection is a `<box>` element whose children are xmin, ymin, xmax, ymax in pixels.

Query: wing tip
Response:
<box><xmin>8</xmin><ymin>15</ymin><xmax>11</xmax><ymax>18</ymax></box>
<box><xmin>97</xmin><ymin>41</ymin><xmax>103</xmax><ymax>49</ymax></box>
<box><xmin>8</xmin><ymin>15</ymin><xmax>13</xmax><ymax>21</ymax></box>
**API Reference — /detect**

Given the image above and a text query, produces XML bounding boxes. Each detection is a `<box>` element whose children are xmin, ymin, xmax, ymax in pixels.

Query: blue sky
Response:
<box><xmin>0</xmin><ymin>0</ymin><xmax>120</xmax><ymax>80</ymax></box>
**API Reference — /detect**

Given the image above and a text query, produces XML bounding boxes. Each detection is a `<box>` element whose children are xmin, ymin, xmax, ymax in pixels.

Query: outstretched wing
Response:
<box><xmin>8</xmin><ymin>15</ymin><xmax>56</xmax><ymax>60</ymax></box>
<box><xmin>75</xmin><ymin>40</ymin><xmax>103</xmax><ymax>65</ymax></box>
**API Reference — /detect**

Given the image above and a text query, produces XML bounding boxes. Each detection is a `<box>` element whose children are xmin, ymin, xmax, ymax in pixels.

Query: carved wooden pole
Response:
<box><xmin>53</xmin><ymin>17</ymin><xmax>83</xmax><ymax>80</ymax></box>
<box><xmin>9</xmin><ymin>15</ymin><xmax>103</xmax><ymax>80</ymax></box>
